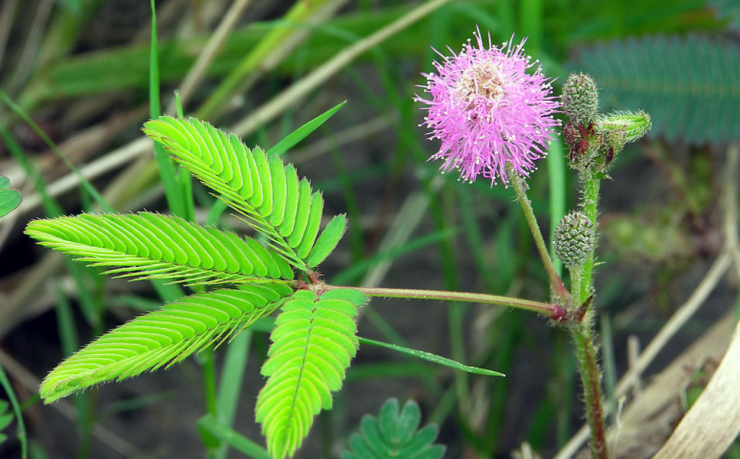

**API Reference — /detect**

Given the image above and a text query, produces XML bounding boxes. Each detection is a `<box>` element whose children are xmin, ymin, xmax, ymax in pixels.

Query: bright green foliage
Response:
<box><xmin>0</xmin><ymin>176</ymin><xmax>21</xmax><ymax>219</ymax></box>
<box><xmin>256</xmin><ymin>289</ymin><xmax>366</xmax><ymax>459</ymax></box>
<box><xmin>342</xmin><ymin>398</ymin><xmax>446</xmax><ymax>459</ymax></box>
<box><xmin>143</xmin><ymin>117</ymin><xmax>347</xmax><ymax>271</ymax></box>
<box><xmin>572</xmin><ymin>36</ymin><xmax>740</xmax><ymax>145</ymax></box>
<box><xmin>27</xmin><ymin>117</ymin><xmax>354</xmax><ymax>456</ymax></box>
<box><xmin>26</xmin><ymin>212</ymin><xmax>292</xmax><ymax>285</ymax></box>
<box><xmin>0</xmin><ymin>400</ymin><xmax>12</xmax><ymax>445</ymax></box>
<box><xmin>41</xmin><ymin>284</ymin><xmax>292</xmax><ymax>403</ymax></box>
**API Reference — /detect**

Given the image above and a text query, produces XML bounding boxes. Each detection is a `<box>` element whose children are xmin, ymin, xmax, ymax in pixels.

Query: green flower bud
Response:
<box><xmin>591</xmin><ymin>110</ymin><xmax>651</xmax><ymax>170</ymax></box>
<box><xmin>596</xmin><ymin>110</ymin><xmax>651</xmax><ymax>145</ymax></box>
<box><xmin>562</xmin><ymin>73</ymin><xmax>599</xmax><ymax>125</ymax></box>
<box><xmin>554</xmin><ymin>211</ymin><xmax>595</xmax><ymax>268</ymax></box>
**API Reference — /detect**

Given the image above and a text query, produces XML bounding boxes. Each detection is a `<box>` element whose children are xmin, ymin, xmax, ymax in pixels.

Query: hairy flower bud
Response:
<box><xmin>597</xmin><ymin>110</ymin><xmax>651</xmax><ymax>144</ymax></box>
<box><xmin>562</xmin><ymin>73</ymin><xmax>599</xmax><ymax>125</ymax></box>
<box><xmin>554</xmin><ymin>211</ymin><xmax>595</xmax><ymax>268</ymax></box>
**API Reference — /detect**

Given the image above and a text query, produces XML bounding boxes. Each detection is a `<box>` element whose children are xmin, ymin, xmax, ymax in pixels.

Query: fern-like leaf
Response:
<box><xmin>256</xmin><ymin>288</ymin><xmax>366</xmax><ymax>458</ymax></box>
<box><xmin>342</xmin><ymin>398</ymin><xmax>446</xmax><ymax>459</ymax></box>
<box><xmin>25</xmin><ymin>212</ymin><xmax>292</xmax><ymax>285</ymax></box>
<box><xmin>571</xmin><ymin>35</ymin><xmax>740</xmax><ymax>145</ymax></box>
<box><xmin>40</xmin><ymin>284</ymin><xmax>292</xmax><ymax>403</ymax></box>
<box><xmin>143</xmin><ymin>117</ymin><xmax>346</xmax><ymax>271</ymax></box>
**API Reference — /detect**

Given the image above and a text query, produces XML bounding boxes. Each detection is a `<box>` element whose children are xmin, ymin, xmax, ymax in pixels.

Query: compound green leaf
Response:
<box><xmin>256</xmin><ymin>289</ymin><xmax>366</xmax><ymax>458</ymax></box>
<box><xmin>25</xmin><ymin>212</ymin><xmax>292</xmax><ymax>286</ymax></box>
<box><xmin>571</xmin><ymin>35</ymin><xmax>740</xmax><ymax>145</ymax></box>
<box><xmin>41</xmin><ymin>284</ymin><xmax>292</xmax><ymax>403</ymax></box>
<box><xmin>143</xmin><ymin>117</ymin><xmax>347</xmax><ymax>271</ymax></box>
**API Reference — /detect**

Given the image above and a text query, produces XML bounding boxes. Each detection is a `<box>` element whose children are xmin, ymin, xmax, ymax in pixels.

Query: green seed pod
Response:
<box><xmin>554</xmin><ymin>211</ymin><xmax>596</xmax><ymax>268</ymax></box>
<box><xmin>562</xmin><ymin>73</ymin><xmax>599</xmax><ymax>125</ymax></box>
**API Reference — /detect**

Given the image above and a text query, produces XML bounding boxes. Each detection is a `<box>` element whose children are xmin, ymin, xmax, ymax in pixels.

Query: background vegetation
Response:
<box><xmin>1</xmin><ymin>0</ymin><xmax>739</xmax><ymax>457</ymax></box>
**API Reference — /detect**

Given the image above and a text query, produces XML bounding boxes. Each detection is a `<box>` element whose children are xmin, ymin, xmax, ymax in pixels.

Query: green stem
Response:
<box><xmin>507</xmin><ymin>164</ymin><xmax>570</xmax><ymax>302</ymax></box>
<box><xmin>201</xmin><ymin>346</ymin><xmax>218</xmax><ymax>457</ymax></box>
<box><xmin>579</xmin><ymin>176</ymin><xmax>601</xmax><ymax>305</ymax></box>
<box><xmin>326</xmin><ymin>285</ymin><xmax>566</xmax><ymax>320</ymax></box>
<box><xmin>572</xmin><ymin>174</ymin><xmax>607</xmax><ymax>458</ymax></box>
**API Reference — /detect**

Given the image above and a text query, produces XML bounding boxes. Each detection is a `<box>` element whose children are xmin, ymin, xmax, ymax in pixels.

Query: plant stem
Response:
<box><xmin>202</xmin><ymin>348</ymin><xmax>218</xmax><ymax>413</ymax></box>
<box><xmin>507</xmin><ymin>164</ymin><xmax>571</xmax><ymax>302</ymax></box>
<box><xmin>571</xmin><ymin>323</ymin><xmax>608</xmax><ymax>458</ymax></box>
<box><xmin>572</xmin><ymin>174</ymin><xmax>607</xmax><ymax>458</ymax></box>
<box><xmin>325</xmin><ymin>285</ymin><xmax>566</xmax><ymax>320</ymax></box>
<box><xmin>579</xmin><ymin>176</ymin><xmax>601</xmax><ymax>307</ymax></box>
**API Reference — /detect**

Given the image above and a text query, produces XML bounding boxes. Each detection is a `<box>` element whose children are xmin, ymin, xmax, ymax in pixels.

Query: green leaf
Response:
<box><xmin>342</xmin><ymin>399</ymin><xmax>446</xmax><ymax>459</ymax></box>
<box><xmin>143</xmin><ymin>117</ymin><xmax>346</xmax><ymax>271</ymax></box>
<box><xmin>0</xmin><ymin>365</ymin><xmax>27</xmax><ymax>457</ymax></box>
<box><xmin>307</xmin><ymin>214</ymin><xmax>347</xmax><ymax>267</ymax></box>
<box><xmin>256</xmin><ymin>289</ymin><xmax>367</xmax><ymax>458</ymax></box>
<box><xmin>0</xmin><ymin>401</ymin><xmax>13</xmax><ymax>442</ymax></box>
<box><xmin>0</xmin><ymin>176</ymin><xmax>21</xmax><ymax>219</ymax></box>
<box><xmin>40</xmin><ymin>284</ymin><xmax>293</xmax><ymax>403</ymax></box>
<box><xmin>358</xmin><ymin>337</ymin><xmax>505</xmax><ymax>377</ymax></box>
<box><xmin>266</xmin><ymin>101</ymin><xmax>346</xmax><ymax>158</ymax></box>
<box><xmin>25</xmin><ymin>212</ymin><xmax>293</xmax><ymax>285</ymax></box>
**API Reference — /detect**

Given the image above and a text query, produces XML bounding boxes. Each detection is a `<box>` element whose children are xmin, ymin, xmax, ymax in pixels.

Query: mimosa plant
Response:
<box><xmin>25</xmin><ymin>29</ymin><xmax>650</xmax><ymax>459</ymax></box>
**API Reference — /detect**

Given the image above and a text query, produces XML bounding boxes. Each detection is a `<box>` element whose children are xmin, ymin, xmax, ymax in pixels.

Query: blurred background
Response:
<box><xmin>0</xmin><ymin>0</ymin><xmax>739</xmax><ymax>458</ymax></box>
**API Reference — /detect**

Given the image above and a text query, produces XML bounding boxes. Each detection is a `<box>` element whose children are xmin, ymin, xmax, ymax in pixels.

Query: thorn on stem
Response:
<box><xmin>573</xmin><ymin>294</ymin><xmax>595</xmax><ymax>323</ymax></box>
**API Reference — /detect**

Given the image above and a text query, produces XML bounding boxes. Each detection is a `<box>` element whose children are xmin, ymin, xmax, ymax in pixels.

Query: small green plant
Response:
<box><xmin>343</xmin><ymin>398</ymin><xmax>445</xmax><ymax>459</ymax></box>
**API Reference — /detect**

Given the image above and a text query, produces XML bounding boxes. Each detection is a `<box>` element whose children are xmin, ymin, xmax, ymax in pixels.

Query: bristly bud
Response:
<box><xmin>562</xmin><ymin>73</ymin><xmax>599</xmax><ymax>125</ymax></box>
<box><xmin>554</xmin><ymin>211</ymin><xmax>595</xmax><ymax>268</ymax></box>
<box><xmin>596</xmin><ymin>110</ymin><xmax>651</xmax><ymax>144</ymax></box>
<box><xmin>592</xmin><ymin>110</ymin><xmax>651</xmax><ymax>170</ymax></box>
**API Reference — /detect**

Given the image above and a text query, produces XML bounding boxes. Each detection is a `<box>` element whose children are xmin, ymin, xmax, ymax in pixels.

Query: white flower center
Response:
<box><xmin>455</xmin><ymin>58</ymin><xmax>507</xmax><ymax>107</ymax></box>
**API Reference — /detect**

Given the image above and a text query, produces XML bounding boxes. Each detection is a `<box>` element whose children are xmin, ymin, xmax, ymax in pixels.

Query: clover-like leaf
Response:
<box><xmin>0</xmin><ymin>176</ymin><xmax>21</xmax><ymax>219</ymax></box>
<box><xmin>343</xmin><ymin>398</ymin><xmax>446</xmax><ymax>459</ymax></box>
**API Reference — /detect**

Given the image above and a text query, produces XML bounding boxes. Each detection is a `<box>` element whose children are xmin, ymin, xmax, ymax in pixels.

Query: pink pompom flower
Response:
<box><xmin>415</xmin><ymin>30</ymin><xmax>560</xmax><ymax>185</ymax></box>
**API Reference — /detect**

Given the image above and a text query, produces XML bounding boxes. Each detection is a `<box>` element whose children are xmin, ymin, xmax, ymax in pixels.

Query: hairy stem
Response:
<box><xmin>572</xmin><ymin>174</ymin><xmax>607</xmax><ymax>458</ymax></box>
<box><xmin>325</xmin><ymin>285</ymin><xmax>566</xmax><ymax>320</ymax></box>
<box><xmin>571</xmin><ymin>323</ymin><xmax>608</xmax><ymax>458</ymax></box>
<box><xmin>579</xmin><ymin>177</ymin><xmax>601</xmax><ymax>306</ymax></box>
<box><xmin>507</xmin><ymin>164</ymin><xmax>571</xmax><ymax>302</ymax></box>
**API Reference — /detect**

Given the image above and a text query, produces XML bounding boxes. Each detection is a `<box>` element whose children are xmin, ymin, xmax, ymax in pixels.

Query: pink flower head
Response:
<box><xmin>415</xmin><ymin>30</ymin><xmax>560</xmax><ymax>185</ymax></box>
